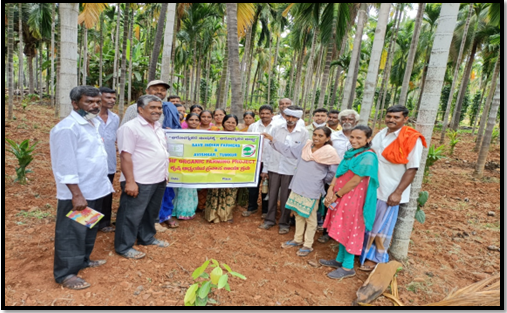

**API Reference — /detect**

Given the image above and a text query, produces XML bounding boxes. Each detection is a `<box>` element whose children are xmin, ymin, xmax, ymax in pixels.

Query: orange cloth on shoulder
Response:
<box><xmin>382</xmin><ymin>126</ymin><xmax>427</xmax><ymax>164</ymax></box>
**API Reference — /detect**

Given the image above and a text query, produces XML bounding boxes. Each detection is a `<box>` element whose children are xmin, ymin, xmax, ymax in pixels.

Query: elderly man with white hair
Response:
<box><xmin>259</xmin><ymin>105</ymin><xmax>309</xmax><ymax>234</ymax></box>
<box><xmin>317</xmin><ymin>109</ymin><xmax>360</xmax><ymax>244</ymax></box>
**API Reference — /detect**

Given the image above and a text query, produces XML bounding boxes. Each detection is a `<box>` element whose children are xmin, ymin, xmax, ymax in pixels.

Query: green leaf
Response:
<box><xmin>224</xmin><ymin>283</ymin><xmax>231</xmax><ymax>292</ymax></box>
<box><xmin>218</xmin><ymin>274</ymin><xmax>228</xmax><ymax>289</ymax></box>
<box><xmin>199</xmin><ymin>272</ymin><xmax>210</xmax><ymax>279</ymax></box>
<box><xmin>230</xmin><ymin>271</ymin><xmax>246</xmax><ymax>280</ymax></box>
<box><xmin>133</xmin><ymin>71</ymin><xmax>142</xmax><ymax>81</ymax></box>
<box><xmin>210</xmin><ymin>266</ymin><xmax>223</xmax><ymax>285</ymax></box>
<box><xmin>184</xmin><ymin>283</ymin><xmax>199</xmax><ymax>306</ymax></box>
<box><xmin>198</xmin><ymin>281</ymin><xmax>212</xmax><ymax>299</ymax></box>
<box><xmin>417</xmin><ymin>191</ymin><xmax>429</xmax><ymax>207</ymax></box>
<box><xmin>210</xmin><ymin>259</ymin><xmax>219</xmax><ymax>268</ymax></box>
<box><xmin>415</xmin><ymin>209</ymin><xmax>426</xmax><ymax>224</ymax></box>
<box><xmin>195</xmin><ymin>296</ymin><xmax>208</xmax><ymax>306</ymax></box>
<box><xmin>192</xmin><ymin>259</ymin><xmax>210</xmax><ymax>280</ymax></box>
<box><xmin>222</xmin><ymin>263</ymin><xmax>232</xmax><ymax>273</ymax></box>
<box><xmin>208</xmin><ymin>298</ymin><xmax>217</xmax><ymax>304</ymax></box>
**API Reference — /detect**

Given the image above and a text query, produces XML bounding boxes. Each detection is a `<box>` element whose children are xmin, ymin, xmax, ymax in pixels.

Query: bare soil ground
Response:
<box><xmin>4</xmin><ymin>102</ymin><xmax>501</xmax><ymax>306</ymax></box>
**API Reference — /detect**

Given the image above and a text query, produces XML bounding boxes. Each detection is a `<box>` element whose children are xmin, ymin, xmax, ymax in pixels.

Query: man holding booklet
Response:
<box><xmin>50</xmin><ymin>86</ymin><xmax>114</xmax><ymax>290</ymax></box>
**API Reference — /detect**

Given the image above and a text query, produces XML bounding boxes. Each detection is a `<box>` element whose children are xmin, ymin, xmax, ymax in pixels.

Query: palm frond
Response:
<box><xmin>78</xmin><ymin>3</ymin><xmax>108</xmax><ymax>29</ymax></box>
<box><xmin>237</xmin><ymin>3</ymin><xmax>255</xmax><ymax>38</ymax></box>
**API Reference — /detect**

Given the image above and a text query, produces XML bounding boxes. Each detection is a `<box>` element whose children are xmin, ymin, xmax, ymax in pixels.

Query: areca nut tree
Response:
<box><xmin>398</xmin><ymin>3</ymin><xmax>424</xmax><ymax>107</ymax></box>
<box><xmin>390</xmin><ymin>3</ymin><xmax>460</xmax><ymax>260</ymax></box>
<box><xmin>226</xmin><ymin>3</ymin><xmax>244</xmax><ymax>123</ymax></box>
<box><xmin>474</xmin><ymin>76</ymin><xmax>500</xmax><ymax>177</ymax></box>
<box><xmin>340</xmin><ymin>3</ymin><xmax>367</xmax><ymax>110</ymax></box>
<box><xmin>148</xmin><ymin>3</ymin><xmax>169</xmax><ymax>83</ymax></box>
<box><xmin>439</xmin><ymin>4</ymin><xmax>474</xmax><ymax>144</ymax></box>
<box><xmin>18</xmin><ymin>3</ymin><xmax>24</xmax><ymax>102</ymax></box>
<box><xmin>161</xmin><ymin>3</ymin><xmax>177</xmax><ymax>84</ymax></box>
<box><xmin>59</xmin><ymin>3</ymin><xmax>80</xmax><ymax>119</ymax></box>
<box><xmin>118</xmin><ymin>4</ymin><xmax>129</xmax><ymax>120</ymax></box>
<box><xmin>8</xmin><ymin>3</ymin><xmax>14</xmax><ymax>119</ymax></box>
<box><xmin>358</xmin><ymin>3</ymin><xmax>391</xmax><ymax>126</ymax></box>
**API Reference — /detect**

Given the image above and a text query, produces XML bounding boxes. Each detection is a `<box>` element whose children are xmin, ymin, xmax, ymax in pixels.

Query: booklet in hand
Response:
<box><xmin>66</xmin><ymin>206</ymin><xmax>104</xmax><ymax>229</ymax></box>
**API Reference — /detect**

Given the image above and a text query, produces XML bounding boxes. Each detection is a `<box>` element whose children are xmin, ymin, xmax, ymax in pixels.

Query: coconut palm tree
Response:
<box><xmin>390</xmin><ymin>3</ymin><xmax>460</xmax><ymax>260</ymax></box>
<box><xmin>118</xmin><ymin>4</ymin><xmax>129</xmax><ymax>119</ymax></box>
<box><xmin>439</xmin><ymin>4</ymin><xmax>474</xmax><ymax>144</ymax></box>
<box><xmin>398</xmin><ymin>3</ymin><xmax>424</xmax><ymax>106</ymax></box>
<box><xmin>58</xmin><ymin>3</ymin><xmax>79</xmax><ymax>119</ymax></box>
<box><xmin>8</xmin><ymin>3</ymin><xmax>14</xmax><ymax>120</ymax></box>
<box><xmin>358</xmin><ymin>3</ymin><xmax>391</xmax><ymax>125</ymax></box>
<box><xmin>226</xmin><ymin>3</ymin><xmax>243</xmax><ymax>122</ymax></box>
<box><xmin>474</xmin><ymin>77</ymin><xmax>500</xmax><ymax>177</ymax></box>
<box><xmin>341</xmin><ymin>3</ymin><xmax>367</xmax><ymax>110</ymax></box>
<box><xmin>161</xmin><ymin>3</ymin><xmax>177</xmax><ymax>84</ymax></box>
<box><xmin>148</xmin><ymin>3</ymin><xmax>168</xmax><ymax>82</ymax></box>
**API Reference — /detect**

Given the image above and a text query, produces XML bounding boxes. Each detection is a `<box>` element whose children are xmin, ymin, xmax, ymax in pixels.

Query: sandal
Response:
<box><xmin>296</xmin><ymin>247</ymin><xmax>313</xmax><ymax>257</ymax></box>
<box><xmin>278</xmin><ymin>228</ymin><xmax>290</xmax><ymax>235</ymax></box>
<box><xmin>149</xmin><ymin>239</ymin><xmax>170</xmax><ymax>248</ymax></box>
<box><xmin>318</xmin><ymin>234</ymin><xmax>330</xmax><ymax>243</ymax></box>
<box><xmin>87</xmin><ymin>259</ymin><xmax>107</xmax><ymax>268</ymax></box>
<box><xmin>61</xmin><ymin>275</ymin><xmax>91</xmax><ymax>290</ymax></box>
<box><xmin>162</xmin><ymin>219</ymin><xmax>179</xmax><ymax>228</ymax></box>
<box><xmin>358</xmin><ymin>264</ymin><xmax>376</xmax><ymax>272</ymax></box>
<box><xmin>281</xmin><ymin>240</ymin><xmax>303</xmax><ymax>249</ymax></box>
<box><xmin>100</xmin><ymin>226</ymin><xmax>115</xmax><ymax>233</ymax></box>
<box><xmin>119</xmin><ymin>248</ymin><xmax>146</xmax><ymax>259</ymax></box>
<box><xmin>242</xmin><ymin>209</ymin><xmax>257</xmax><ymax>217</ymax></box>
<box><xmin>258</xmin><ymin>223</ymin><xmax>273</xmax><ymax>230</ymax></box>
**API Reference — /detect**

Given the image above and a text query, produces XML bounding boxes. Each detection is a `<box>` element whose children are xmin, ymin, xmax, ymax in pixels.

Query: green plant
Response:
<box><xmin>16</xmin><ymin>209</ymin><xmax>52</xmax><ymax>219</ymax></box>
<box><xmin>5</xmin><ymin>139</ymin><xmax>38</xmax><ymax>184</ymax></box>
<box><xmin>490</xmin><ymin>126</ymin><xmax>499</xmax><ymax>144</ymax></box>
<box><xmin>415</xmin><ymin>191</ymin><xmax>429</xmax><ymax>224</ymax></box>
<box><xmin>424</xmin><ymin>144</ymin><xmax>445</xmax><ymax>180</ymax></box>
<box><xmin>184</xmin><ymin>259</ymin><xmax>246</xmax><ymax>306</ymax></box>
<box><xmin>446</xmin><ymin>129</ymin><xmax>459</xmax><ymax>156</ymax></box>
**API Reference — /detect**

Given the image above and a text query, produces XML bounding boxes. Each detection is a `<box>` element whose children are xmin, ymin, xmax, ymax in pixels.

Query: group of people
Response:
<box><xmin>49</xmin><ymin>78</ymin><xmax>425</xmax><ymax>289</ymax></box>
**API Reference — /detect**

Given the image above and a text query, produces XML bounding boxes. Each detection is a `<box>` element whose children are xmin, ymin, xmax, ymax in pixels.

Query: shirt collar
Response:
<box><xmin>70</xmin><ymin>110</ymin><xmax>100</xmax><ymax>129</ymax></box>
<box><xmin>137</xmin><ymin>114</ymin><xmax>161</xmax><ymax>129</ymax></box>
<box><xmin>282</xmin><ymin>122</ymin><xmax>302</xmax><ymax>132</ymax></box>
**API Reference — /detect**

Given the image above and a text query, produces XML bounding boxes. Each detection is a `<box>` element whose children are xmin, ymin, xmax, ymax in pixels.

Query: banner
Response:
<box><xmin>165</xmin><ymin>130</ymin><xmax>263</xmax><ymax>188</ymax></box>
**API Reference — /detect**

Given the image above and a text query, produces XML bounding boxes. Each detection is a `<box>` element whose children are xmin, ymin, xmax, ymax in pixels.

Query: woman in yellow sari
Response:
<box><xmin>205</xmin><ymin>114</ymin><xmax>240</xmax><ymax>223</ymax></box>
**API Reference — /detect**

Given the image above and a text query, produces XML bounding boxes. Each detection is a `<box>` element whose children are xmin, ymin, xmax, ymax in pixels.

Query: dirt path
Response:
<box><xmin>4</xmin><ymin>103</ymin><xmax>500</xmax><ymax>306</ymax></box>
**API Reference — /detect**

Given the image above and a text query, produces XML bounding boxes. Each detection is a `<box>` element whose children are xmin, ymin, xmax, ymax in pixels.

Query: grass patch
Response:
<box><xmin>16</xmin><ymin>209</ymin><xmax>52</xmax><ymax>219</ymax></box>
<box><xmin>406</xmin><ymin>282</ymin><xmax>423</xmax><ymax>293</ymax></box>
<box><xmin>482</xmin><ymin>222</ymin><xmax>500</xmax><ymax>231</ymax></box>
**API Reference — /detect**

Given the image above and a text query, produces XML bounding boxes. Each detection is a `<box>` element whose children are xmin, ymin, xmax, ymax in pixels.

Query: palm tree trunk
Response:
<box><xmin>204</xmin><ymin>47</ymin><xmax>212</xmax><ymax>108</ymax></box>
<box><xmin>18</xmin><ymin>3</ymin><xmax>24</xmax><ymax>102</ymax></box>
<box><xmin>82</xmin><ymin>27</ymin><xmax>87</xmax><ymax>85</ymax></box>
<box><xmin>191</xmin><ymin>39</ymin><xmax>198</xmax><ymax>104</ymax></box>
<box><xmin>127</xmin><ymin>8</ymin><xmax>133</xmax><ymax>105</ymax></box>
<box><xmin>161</xmin><ymin>3</ymin><xmax>176</xmax><ymax>83</ymax></box>
<box><xmin>287</xmin><ymin>49</ymin><xmax>296</xmax><ymax>97</ymax></box>
<box><xmin>271</xmin><ymin>35</ymin><xmax>281</xmax><ymax>105</ymax></box>
<box><xmin>250</xmin><ymin>61</ymin><xmax>260</xmax><ymax>107</ymax></box>
<box><xmin>373</xmin><ymin>5</ymin><xmax>401</xmax><ymax>132</ymax></box>
<box><xmin>439</xmin><ymin>3</ymin><xmax>473</xmax><ymax>143</ymax></box>
<box><xmin>185</xmin><ymin>64</ymin><xmax>190</xmax><ymax>104</ymax></box>
<box><xmin>241</xmin><ymin>26</ymin><xmax>252</xmax><ymax>98</ymax></box>
<box><xmin>28</xmin><ymin>56</ymin><xmax>34</xmax><ymax>94</ymax></box>
<box><xmin>195</xmin><ymin>47</ymin><xmax>202</xmax><ymax>105</ymax></box>
<box><xmin>118</xmin><ymin>4</ymin><xmax>129</xmax><ymax>120</ymax></box>
<box><xmin>450</xmin><ymin>40</ymin><xmax>478</xmax><ymax>131</ymax></box>
<box><xmin>311</xmin><ymin>45</ymin><xmax>325</xmax><ymax>112</ymax></box>
<box><xmin>148</xmin><ymin>3</ymin><xmax>168</xmax><ymax>83</ymax></box>
<box><xmin>50</xmin><ymin>3</ymin><xmax>55</xmax><ymax>106</ymax></box>
<box><xmin>112</xmin><ymin>6</ymin><xmax>120</xmax><ymax>91</ymax></box>
<box><xmin>398</xmin><ymin>3</ymin><xmax>425</xmax><ymax>106</ymax></box>
<box><xmin>293</xmin><ymin>40</ymin><xmax>306</xmax><ymax>107</ymax></box>
<box><xmin>99</xmin><ymin>12</ymin><xmax>103</xmax><ymax>87</ymax></box>
<box><xmin>8</xmin><ymin>4</ymin><xmax>14</xmax><ymax>119</ymax></box>
<box><xmin>226</xmin><ymin>3</ymin><xmax>243</xmax><ymax>121</ymax></box>
<box><xmin>55</xmin><ymin>8</ymin><xmax>61</xmax><ymax>117</ymax></box>
<box><xmin>302</xmin><ymin>30</ymin><xmax>318</xmax><ymax>118</ymax></box>
<box><xmin>39</xmin><ymin>41</ymin><xmax>43</xmax><ymax>104</ymax></box>
<box><xmin>217</xmin><ymin>39</ymin><xmax>229</xmax><ymax>108</ymax></box>
<box><xmin>474</xmin><ymin>52</ymin><xmax>500</xmax><ymax>151</ymax></box>
<box><xmin>243</xmin><ymin>24</ymin><xmax>256</xmax><ymax>103</ymax></box>
<box><xmin>390</xmin><ymin>3</ymin><xmax>459</xmax><ymax>260</ymax></box>
<box><xmin>340</xmin><ymin>3</ymin><xmax>367</xmax><ymax>110</ymax></box>
<box><xmin>266</xmin><ymin>36</ymin><xmax>273</xmax><ymax>107</ymax></box>
<box><xmin>58</xmin><ymin>3</ymin><xmax>79</xmax><ymax>119</ymax></box>
<box><xmin>473</xmin><ymin>77</ymin><xmax>500</xmax><ymax>177</ymax></box>
<box><xmin>169</xmin><ymin>11</ymin><xmax>178</xmax><ymax>86</ymax></box>
<box><xmin>359</xmin><ymin>3</ymin><xmax>391</xmax><ymax>125</ymax></box>
<box><xmin>471</xmin><ymin>78</ymin><xmax>487</xmax><ymax>133</ymax></box>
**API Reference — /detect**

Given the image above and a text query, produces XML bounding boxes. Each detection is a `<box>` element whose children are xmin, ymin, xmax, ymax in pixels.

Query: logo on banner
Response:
<box><xmin>241</xmin><ymin>144</ymin><xmax>256</xmax><ymax>157</ymax></box>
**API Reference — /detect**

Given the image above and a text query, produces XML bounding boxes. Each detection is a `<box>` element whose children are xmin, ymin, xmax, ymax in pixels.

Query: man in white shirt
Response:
<box><xmin>242</xmin><ymin>105</ymin><xmax>274</xmax><ymax>218</ymax></box>
<box><xmin>259</xmin><ymin>105</ymin><xmax>309</xmax><ymax>234</ymax></box>
<box><xmin>50</xmin><ymin>86</ymin><xmax>114</xmax><ymax>290</ymax></box>
<box><xmin>306</xmin><ymin>108</ymin><xmax>330</xmax><ymax>137</ymax></box>
<box><xmin>272</xmin><ymin>98</ymin><xmax>305</xmax><ymax>128</ymax></box>
<box><xmin>359</xmin><ymin>105</ymin><xmax>425</xmax><ymax>271</ymax></box>
<box><xmin>95</xmin><ymin>87</ymin><xmax>120</xmax><ymax>233</ymax></box>
<box><xmin>318</xmin><ymin>109</ymin><xmax>360</xmax><ymax>243</ymax></box>
<box><xmin>115</xmin><ymin>95</ymin><xmax>171</xmax><ymax>260</ymax></box>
